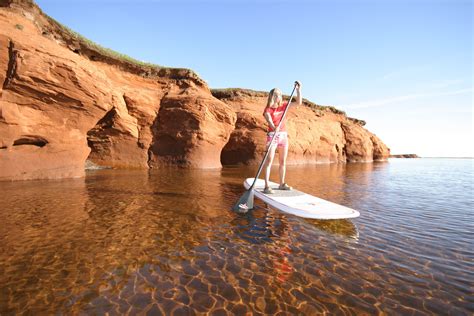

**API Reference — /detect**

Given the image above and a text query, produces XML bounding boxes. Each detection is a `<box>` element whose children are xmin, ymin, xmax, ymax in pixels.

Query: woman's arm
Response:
<box><xmin>290</xmin><ymin>81</ymin><xmax>302</xmax><ymax>107</ymax></box>
<box><xmin>264</xmin><ymin>112</ymin><xmax>276</xmax><ymax>131</ymax></box>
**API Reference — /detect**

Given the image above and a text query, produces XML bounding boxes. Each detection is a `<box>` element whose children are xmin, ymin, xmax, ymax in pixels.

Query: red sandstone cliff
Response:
<box><xmin>0</xmin><ymin>0</ymin><xmax>389</xmax><ymax>181</ymax></box>
<box><xmin>213</xmin><ymin>89</ymin><xmax>389</xmax><ymax>165</ymax></box>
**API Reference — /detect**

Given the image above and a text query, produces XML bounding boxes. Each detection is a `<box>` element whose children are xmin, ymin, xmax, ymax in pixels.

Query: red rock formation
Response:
<box><xmin>213</xmin><ymin>89</ymin><xmax>390</xmax><ymax>165</ymax></box>
<box><xmin>148</xmin><ymin>91</ymin><xmax>236</xmax><ymax>169</ymax></box>
<box><xmin>0</xmin><ymin>0</ymin><xmax>389</xmax><ymax>181</ymax></box>
<box><xmin>0</xmin><ymin>1</ymin><xmax>236</xmax><ymax>180</ymax></box>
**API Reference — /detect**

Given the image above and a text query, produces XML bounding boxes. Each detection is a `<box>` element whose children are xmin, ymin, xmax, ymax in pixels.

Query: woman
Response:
<box><xmin>262</xmin><ymin>81</ymin><xmax>302</xmax><ymax>194</ymax></box>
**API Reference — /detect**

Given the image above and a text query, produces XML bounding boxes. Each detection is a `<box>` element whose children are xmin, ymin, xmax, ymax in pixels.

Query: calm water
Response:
<box><xmin>0</xmin><ymin>159</ymin><xmax>472</xmax><ymax>315</ymax></box>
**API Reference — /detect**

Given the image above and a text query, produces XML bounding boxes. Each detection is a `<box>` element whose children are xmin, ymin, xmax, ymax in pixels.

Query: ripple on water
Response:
<box><xmin>0</xmin><ymin>160</ymin><xmax>473</xmax><ymax>314</ymax></box>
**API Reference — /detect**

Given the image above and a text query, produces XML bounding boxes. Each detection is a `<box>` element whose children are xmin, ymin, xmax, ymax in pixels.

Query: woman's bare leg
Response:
<box><xmin>278</xmin><ymin>142</ymin><xmax>289</xmax><ymax>185</ymax></box>
<box><xmin>264</xmin><ymin>145</ymin><xmax>278</xmax><ymax>188</ymax></box>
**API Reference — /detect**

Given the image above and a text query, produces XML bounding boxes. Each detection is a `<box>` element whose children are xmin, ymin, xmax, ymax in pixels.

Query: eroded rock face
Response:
<box><xmin>371</xmin><ymin>134</ymin><xmax>391</xmax><ymax>161</ymax></box>
<box><xmin>148</xmin><ymin>90</ymin><xmax>236</xmax><ymax>169</ymax></box>
<box><xmin>0</xmin><ymin>1</ymin><xmax>389</xmax><ymax>181</ymax></box>
<box><xmin>0</xmin><ymin>26</ymin><xmax>114</xmax><ymax>180</ymax></box>
<box><xmin>0</xmin><ymin>3</ymin><xmax>236</xmax><ymax>180</ymax></box>
<box><xmin>212</xmin><ymin>90</ymin><xmax>390</xmax><ymax>165</ymax></box>
<box><xmin>220</xmin><ymin>111</ymin><xmax>266</xmax><ymax>165</ymax></box>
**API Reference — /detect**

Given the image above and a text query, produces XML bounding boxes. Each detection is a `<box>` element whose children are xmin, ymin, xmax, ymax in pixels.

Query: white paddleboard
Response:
<box><xmin>244</xmin><ymin>178</ymin><xmax>360</xmax><ymax>220</ymax></box>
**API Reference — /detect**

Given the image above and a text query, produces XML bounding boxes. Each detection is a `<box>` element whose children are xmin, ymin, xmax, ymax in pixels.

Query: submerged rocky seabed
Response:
<box><xmin>0</xmin><ymin>160</ymin><xmax>472</xmax><ymax>314</ymax></box>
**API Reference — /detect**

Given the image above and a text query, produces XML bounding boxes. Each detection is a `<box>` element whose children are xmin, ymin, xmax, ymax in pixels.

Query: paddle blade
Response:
<box><xmin>232</xmin><ymin>189</ymin><xmax>254</xmax><ymax>213</ymax></box>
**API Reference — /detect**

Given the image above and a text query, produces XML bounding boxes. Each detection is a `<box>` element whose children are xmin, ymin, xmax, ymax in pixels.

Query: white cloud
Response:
<box><xmin>343</xmin><ymin>88</ymin><xmax>473</xmax><ymax>109</ymax></box>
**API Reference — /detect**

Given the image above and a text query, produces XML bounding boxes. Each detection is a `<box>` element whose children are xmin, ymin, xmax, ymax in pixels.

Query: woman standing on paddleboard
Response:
<box><xmin>262</xmin><ymin>81</ymin><xmax>302</xmax><ymax>194</ymax></box>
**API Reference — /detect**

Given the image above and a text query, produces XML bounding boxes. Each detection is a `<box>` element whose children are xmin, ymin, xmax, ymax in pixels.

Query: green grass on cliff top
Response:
<box><xmin>42</xmin><ymin>10</ymin><xmax>351</xmax><ymax>119</ymax></box>
<box><xmin>47</xmin><ymin>16</ymin><xmax>162</xmax><ymax>69</ymax></box>
<box><xmin>43</xmin><ymin>14</ymin><xmax>205</xmax><ymax>80</ymax></box>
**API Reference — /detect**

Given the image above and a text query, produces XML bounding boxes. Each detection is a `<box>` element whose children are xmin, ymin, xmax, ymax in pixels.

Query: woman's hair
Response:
<box><xmin>266</xmin><ymin>88</ymin><xmax>282</xmax><ymax>109</ymax></box>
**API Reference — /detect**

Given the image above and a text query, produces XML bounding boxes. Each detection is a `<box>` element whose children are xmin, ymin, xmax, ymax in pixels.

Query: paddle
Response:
<box><xmin>232</xmin><ymin>81</ymin><xmax>299</xmax><ymax>213</ymax></box>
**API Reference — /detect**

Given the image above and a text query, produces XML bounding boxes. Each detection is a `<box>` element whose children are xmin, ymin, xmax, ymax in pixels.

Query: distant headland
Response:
<box><xmin>390</xmin><ymin>154</ymin><xmax>419</xmax><ymax>158</ymax></box>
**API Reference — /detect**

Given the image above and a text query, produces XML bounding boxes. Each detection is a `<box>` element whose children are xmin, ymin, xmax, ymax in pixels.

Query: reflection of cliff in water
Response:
<box><xmin>84</xmin><ymin>169</ymin><xmax>209</xmax><ymax>259</ymax></box>
<box><xmin>0</xmin><ymin>168</ymin><xmax>239</xmax><ymax>314</ymax></box>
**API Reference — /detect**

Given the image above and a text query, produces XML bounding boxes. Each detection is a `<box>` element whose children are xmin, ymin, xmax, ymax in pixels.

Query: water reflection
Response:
<box><xmin>284</xmin><ymin>162</ymin><xmax>383</xmax><ymax>205</ymax></box>
<box><xmin>231</xmin><ymin>204</ymin><xmax>359</xmax><ymax>244</ymax></box>
<box><xmin>0</xmin><ymin>160</ymin><xmax>472</xmax><ymax>314</ymax></box>
<box><xmin>304</xmin><ymin>219</ymin><xmax>359</xmax><ymax>241</ymax></box>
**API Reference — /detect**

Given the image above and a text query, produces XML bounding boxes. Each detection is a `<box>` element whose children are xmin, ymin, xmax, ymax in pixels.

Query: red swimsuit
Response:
<box><xmin>264</xmin><ymin>102</ymin><xmax>288</xmax><ymax>132</ymax></box>
<box><xmin>264</xmin><ymin>102</ymin><xmax>289</xmax><ymax>147</ymax></box>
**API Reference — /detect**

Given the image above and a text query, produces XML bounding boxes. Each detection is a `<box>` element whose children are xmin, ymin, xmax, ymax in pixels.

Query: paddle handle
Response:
<box><xmin>248</xmin><ymin>83</ymin><xmax>298</xmax><ymax>190</ymax></box>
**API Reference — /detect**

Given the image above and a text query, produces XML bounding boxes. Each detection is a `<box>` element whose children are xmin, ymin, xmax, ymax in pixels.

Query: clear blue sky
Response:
<box><xmin>36</xmin><ymin>0</ymin><xmax>473</xmax><ymax>157</ymax></box>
